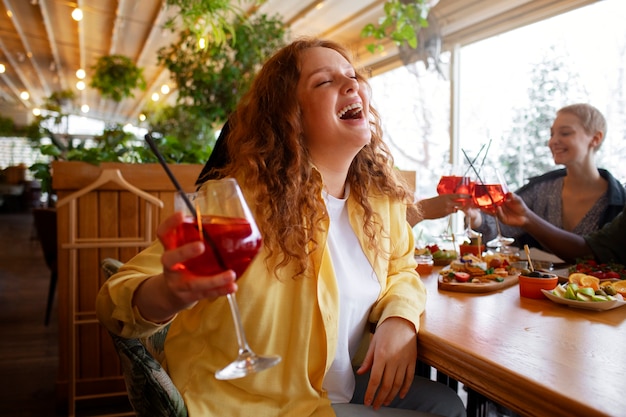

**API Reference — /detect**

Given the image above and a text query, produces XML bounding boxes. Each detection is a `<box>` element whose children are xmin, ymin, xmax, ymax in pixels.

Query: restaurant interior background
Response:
<box><xmin>1</xmin><ymin>0</ymin><xmax>625</xmax><ymax>238</ymax></box>
<box><xmin>0</xmin><ymin>1</ymin><xmax>625</xmax><ymax>415</ymax></box>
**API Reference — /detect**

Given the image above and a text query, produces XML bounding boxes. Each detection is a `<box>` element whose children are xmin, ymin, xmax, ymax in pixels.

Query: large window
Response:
<box><xmin>459</xmin><ymin>0</ymin><xmax>626</xmax><ymax>190</ymax></box>
<box><xmin>371</xmin><ymin>0</ymin><xmax>626</xmax><ymax>242</ymax></box>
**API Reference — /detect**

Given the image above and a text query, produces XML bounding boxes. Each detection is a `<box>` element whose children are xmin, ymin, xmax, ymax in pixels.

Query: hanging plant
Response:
<box><xmin>361</xmin><ymin>0</ymin><xmax>435</xmax><ymax>53</ymax></box>
<box><xmin>90</xmin><ymin>55</ymin><xmax>146</xmax><ymax>102</ymax></box>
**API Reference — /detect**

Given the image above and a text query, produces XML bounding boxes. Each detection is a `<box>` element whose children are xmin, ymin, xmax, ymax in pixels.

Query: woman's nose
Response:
<box><xmin>342</xmin><ymin>77</ymin><xmax>359</xmax><ymax>94</ymax></box>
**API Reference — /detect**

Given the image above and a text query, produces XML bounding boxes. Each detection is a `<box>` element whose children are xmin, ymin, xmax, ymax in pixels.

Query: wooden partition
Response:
<box><xmin>52</xmin><ymin>161</ymin><xmax>203</xmax><ymax>415</ymax></box>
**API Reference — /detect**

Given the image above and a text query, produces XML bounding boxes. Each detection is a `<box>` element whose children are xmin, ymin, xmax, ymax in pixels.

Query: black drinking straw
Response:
<box><xmin>456</xmin><ymin>143</ymin><xmax>486</xmax><ymax>192</ymax></box>
<box><xmin>144</xmin><ymin>133</ymin><xmax>227</xmax><ymax>271</ymax></box>
<box><xmin>462</xmin><ymin>148</ymin><xmax>497</xmax><ymax>207</ymax></box>
<box><xmin>461</xmin><ymin>143</ymin><xmax>486</xmax><ymax>178</ymax></box>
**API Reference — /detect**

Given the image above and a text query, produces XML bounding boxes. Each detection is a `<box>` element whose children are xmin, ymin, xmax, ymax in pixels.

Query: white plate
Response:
<box><xmin>541</xmin><ymin>289</ymin><xmax>626</xmax><ymax>311</ymax></box>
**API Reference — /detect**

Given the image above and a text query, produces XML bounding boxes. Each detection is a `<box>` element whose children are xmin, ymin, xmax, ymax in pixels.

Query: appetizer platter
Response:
<box><xmin>552</xmin><ymin>259</ymin><xmax>626</xmax><ymax>283</ymax></box>
<box><xmin>438</xmin><ymin>253</ymin><xmax>523</xmax><ymax>293</ymax></box>
<box><xmin>542</xmin><ymin>273</ymin><xmax>626</xmax><ymax>311</ymax></box>
<box><xmin>567</xmin><ymin>259</ymin><xmax>626</xmax><ymax>280</ymax></box>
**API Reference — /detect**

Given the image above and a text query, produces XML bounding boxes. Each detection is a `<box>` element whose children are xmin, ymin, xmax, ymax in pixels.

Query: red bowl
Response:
<box><xmin>459</xmin><ymin>244</ymin><xmax>485</xmax><ymax>257</ymax></box>
<box><xmin>518</xmin><ymin>273</ymin><xmax>558</xmax><ymax>299</ymax></box>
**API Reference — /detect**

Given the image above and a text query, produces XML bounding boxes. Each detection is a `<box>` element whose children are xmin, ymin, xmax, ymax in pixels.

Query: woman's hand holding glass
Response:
<box><xmin>134</xmin><ymin>211</ymin><xmax>239</xmax><ymax>327</ymax></box>
<box><xmin>160</xmin><ymin>212</ymin><xmax>238</xmax><ymax>301</ymax></box>
<box><xmin>138</xmin><ymin>179</ymin><xmax>280</xmax><ymax>380</ymax></box>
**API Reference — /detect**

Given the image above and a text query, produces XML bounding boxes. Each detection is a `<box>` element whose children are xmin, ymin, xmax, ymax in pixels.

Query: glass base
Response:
<box><xmin>215</xmin><ymin>351</ymin><xmax>281</xmax><ymax>380</ymax></box>
<box><xmin>465</xmin><ymin>228</ymin><xmax>482</xmax><ymax>240</ymax></box>
<box><xmin>487</xmin><ymin>236</ymin><xmax>515</xmax><ymax>248</ymax></box>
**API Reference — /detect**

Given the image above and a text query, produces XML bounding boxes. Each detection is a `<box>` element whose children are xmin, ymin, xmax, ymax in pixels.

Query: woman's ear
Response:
<box><xmin>591</xmin><ymin>131</ymin><xmax>603</xmax><ymax>150</ymax></box>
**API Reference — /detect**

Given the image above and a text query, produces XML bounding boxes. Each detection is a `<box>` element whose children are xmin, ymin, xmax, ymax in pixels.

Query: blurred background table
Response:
<box><xmin>417</xmin><ymin>267</ymin><xmax>626</xmax><ymax>417</ymax></box>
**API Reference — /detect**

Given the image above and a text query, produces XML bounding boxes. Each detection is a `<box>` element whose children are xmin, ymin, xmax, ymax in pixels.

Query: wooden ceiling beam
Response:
<box><xmin>2</xmin><ymin>0</ymin><xmax>50</xmax><ymax>100</ymax></box>
<box><xmin>117</xmin><ymin>4</ymin><xmax>177</xmax><ymax>122</ymax></box>
<box><xmin>38</xmin><ymin>0</ymin><xmax>68</xmax><ymax>92</ymax></box>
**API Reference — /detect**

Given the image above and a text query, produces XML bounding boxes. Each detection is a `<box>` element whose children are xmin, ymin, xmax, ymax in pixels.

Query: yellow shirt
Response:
<box><xmin>96</xmin><ymin>191</ymin><xmax>426</xmax><ymax>417</ymax></box>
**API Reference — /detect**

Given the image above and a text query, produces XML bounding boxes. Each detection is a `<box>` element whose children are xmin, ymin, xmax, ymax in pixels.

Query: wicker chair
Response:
<box><xmin>100</xmin><ymin>258</ymin><xmax>187</xmax><ymax>417</ymax></box>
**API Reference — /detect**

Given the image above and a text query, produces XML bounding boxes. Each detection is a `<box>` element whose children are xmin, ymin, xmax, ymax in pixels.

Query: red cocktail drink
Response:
<box><xmin>472</xmin><ymin>184</ymin><xmax>507</xmax><ymax>212</ymax></box>
<box><xmin>437</xmin><ymin>175</ymin><xmax>472</xmax><ymax>195</ymax></box>
<box><xmin>166</xmin><ymin>215</ymin><xmax>262</xmax><ymax>278</ymax></box>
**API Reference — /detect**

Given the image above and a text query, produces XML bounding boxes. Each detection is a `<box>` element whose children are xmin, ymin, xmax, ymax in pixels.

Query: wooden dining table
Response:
<box><xmin>416</xmin><ymin>268</ymin><xmax>626</xmax><ymax>417</ymax></box>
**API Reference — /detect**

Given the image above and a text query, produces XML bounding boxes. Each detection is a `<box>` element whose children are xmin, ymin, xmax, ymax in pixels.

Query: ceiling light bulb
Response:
<box><xmin>76</xmin><ymin>68</ymin><xmax>86</xmax><ymax>79</ymax></box>
<box><xmin>71</xmin><ymin>8</ymin><xmax>83</xmax><ymax>21</ymax></box>
<box><xmin>151</xmin><ymin>92</ymin><xmax>160</xmax><ymax>101</ymax></box>
<box><xmin>76</xmin><ymin>80</ymin><xmax>85</xmax><ymax>90</ymax></box>
<box><xmin>160</xmin><ymin>84</ymin><xmax>170</xmax><ymax>94</ymax></box>
<box><xmin>0</xmin><ymin>63</ymin><xmax>5</xmax><ymax>73</ymax></box>
<box><xmin>81</xmin><ymin>104</ymin><xmax>89</xmax><ymax>113</ymax></box>
<box><xmin>20</xmin><ymin>91</ymin><xmax>29</xmax><ymax>100</ymax></box>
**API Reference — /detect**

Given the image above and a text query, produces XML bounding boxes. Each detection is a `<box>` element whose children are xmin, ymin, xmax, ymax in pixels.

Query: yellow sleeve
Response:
<box><xmin>96</xmin><ymin>241</ymin><xmax>174</xmax><ymax>339</ymax></box>
<box><xmin>369</xmin><ymin>199</ymin><xmax>426</xmax><ymax>333</ymax></box>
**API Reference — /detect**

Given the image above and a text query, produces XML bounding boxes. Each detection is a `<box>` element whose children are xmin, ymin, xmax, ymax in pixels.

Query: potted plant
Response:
<box><xmin>90</xmin><ymin>54</ymin><xmax>146</xmax><ymax>102</ymax></box>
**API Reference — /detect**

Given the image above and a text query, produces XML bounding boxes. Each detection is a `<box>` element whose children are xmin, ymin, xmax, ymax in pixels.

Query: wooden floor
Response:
<box><xmin>0</xmin><ymin>211</ymin><xmax>134</xmax><ymax>417</ymax></box>
<box><xmin>0</xmin><ymin>211</ymin><xmax>61</xmax><ymax>416</ymax></box>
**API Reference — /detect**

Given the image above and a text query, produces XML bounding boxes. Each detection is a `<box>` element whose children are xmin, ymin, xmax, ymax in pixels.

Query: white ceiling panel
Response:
<box><xmin>0</xmin><ymin>0</ymin><xmax>596</xmax><ymax>126</ymax></box>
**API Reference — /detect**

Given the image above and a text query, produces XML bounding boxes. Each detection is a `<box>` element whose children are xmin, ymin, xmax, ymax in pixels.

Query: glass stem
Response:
<box><xmin>226</xmin><ymin>293</ymin><xmax>253</xmax><ymax>356</ymax></box>
<box><xmin>495</xmin><ymin>217</ymin><xmax>503</xmax><ymax>238</ymax></box>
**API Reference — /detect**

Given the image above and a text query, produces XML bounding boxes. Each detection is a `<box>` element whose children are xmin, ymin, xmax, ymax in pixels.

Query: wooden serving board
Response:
<box><xmin>438</xmin><ymin>272</ymin><xmax>520</xmax><ymax>293</ymax></box>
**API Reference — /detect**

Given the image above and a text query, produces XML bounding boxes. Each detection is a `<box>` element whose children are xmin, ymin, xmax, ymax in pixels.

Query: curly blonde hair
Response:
<box><xmin>217</xmin><ymin>38</ymin><xmax>414</xmax><ymax>277</ymax></box>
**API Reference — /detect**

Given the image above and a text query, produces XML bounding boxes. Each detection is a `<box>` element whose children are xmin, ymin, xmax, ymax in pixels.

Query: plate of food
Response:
<box><xmin>437</xmin><ymin>254</ymin><xmax>522</xmax><ymax>293</ymax></box>
<box><xmin>541</xmin><ymin>275</ymin><xmax>626</xmax><ymax>311</ymax></box>
<box><xmin>566</xmin><ymin>258</ymin><xmax>626</xmax><ymax>281</ymax></box>
<box><xmin>415</xmin><ymin>244</ymin><xmax>458</xmax><ymax>266</ymax></box>
<box><xmin>541</xmin><ymin>287</ymin><xmax>626</xmax><ymax>311</ymax></box>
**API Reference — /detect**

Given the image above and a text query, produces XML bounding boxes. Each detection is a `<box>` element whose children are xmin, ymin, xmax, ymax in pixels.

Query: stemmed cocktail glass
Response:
<box><xmin>471</xmin><ymin>167</ymin><xmax>514</xmax><ymax>248</ymax></box>
<box><xmin>175</xmin><ymin>179</ymin><xmax>281</xmax><ymax>380</ymax></box>
<box><xmin>436</xmin><ymin>164</ymin><xmax>473</xmax><ymax>241</ymax></box>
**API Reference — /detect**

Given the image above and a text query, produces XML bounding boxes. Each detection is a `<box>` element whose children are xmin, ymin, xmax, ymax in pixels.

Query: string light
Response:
<box><xmin>151</xmin><ymin>92</ymin><xmax>159</xmax><ymax>101</ymax></box>
<box><xmin>20</xmin><ymin>91</ymin><xmax>29</xmax><ymax>100</ymax></box>
<box><xmin>160</xmin><ymin>84</ymin><xmax>170</xmax><ymax>94</ymax></box>
<box><xmin>76</xmin><ymin>80</ymin><xmax>85</xmax><ymax>90</ymax></box>
<box><xmin>0</xmin><ymin>63</ymin><xmax>5</xmax><ymax>73</ymax></box>
<box><xmin>32</xmin><ymin>108</ymin><xmax>41</xmax><ymax>116</ymax></box>
<box><xmin>76</xmin><ymin>68</ymin><xmax>85</xmax><ymax>79</ymax></box>
<box><xmin>81</xmin><ymin>104</ymin><xmax>89</xmax><ymax>113</ymax></box>
<box><xmin>71</xmin><ymin>8</ymin><xmax>83</xmax><ymax>21</ymax></box>
<box><xmin>139</xmin><ymin>114</ymin><xmax>146</xmax><ymax>122</ymax></box>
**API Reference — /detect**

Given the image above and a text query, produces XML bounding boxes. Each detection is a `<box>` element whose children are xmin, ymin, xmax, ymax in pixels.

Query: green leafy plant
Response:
<box><xmin>361</xmin><ymin>0</ymin><xmax>433</xmax><ymax>53</ymax></box>
<box><xmin>156</xmin><ymin>12</ymin><xmax>286</xmax><ymax>130</ymax></box>
<box><xmin>0</xmin><ymin>115</ymin><xmax>15</xmax><ymax>136</ymax></box>
<box><xmin>90</xmin><ymin>55</ymin><xmax>146</xmax><ymax>102</ymax></box>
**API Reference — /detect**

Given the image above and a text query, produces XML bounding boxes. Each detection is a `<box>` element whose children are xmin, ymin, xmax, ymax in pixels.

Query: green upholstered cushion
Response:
<box><xmin>101</xmin><ymin>258</ymin><xmax>187</xmax><ymax>417</ymax></box>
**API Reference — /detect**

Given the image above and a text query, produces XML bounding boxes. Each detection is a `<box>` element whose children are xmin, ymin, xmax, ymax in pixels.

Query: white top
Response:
<box><xmin>321</xmin><ymin>187</ymin><xmax>381</xmax><ymax>402</ymax></box>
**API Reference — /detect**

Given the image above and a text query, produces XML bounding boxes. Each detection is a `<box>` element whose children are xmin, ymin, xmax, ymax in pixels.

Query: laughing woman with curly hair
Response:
<box><xmin>97</xmin><ymin>38</ymin><xmax>465</xmax><ymax>417</ymax></box>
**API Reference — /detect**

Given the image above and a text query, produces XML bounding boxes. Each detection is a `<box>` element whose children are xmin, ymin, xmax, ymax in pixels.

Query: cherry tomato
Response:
<box><xmin>590</xmin><ymin>271</ymin><xmax>606</xmax><ymax>279</ymax></box>
<box><xmin>454</xmin><ymin>272</ymin><xmax>471</xmax><ymax>282</ymax></box>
